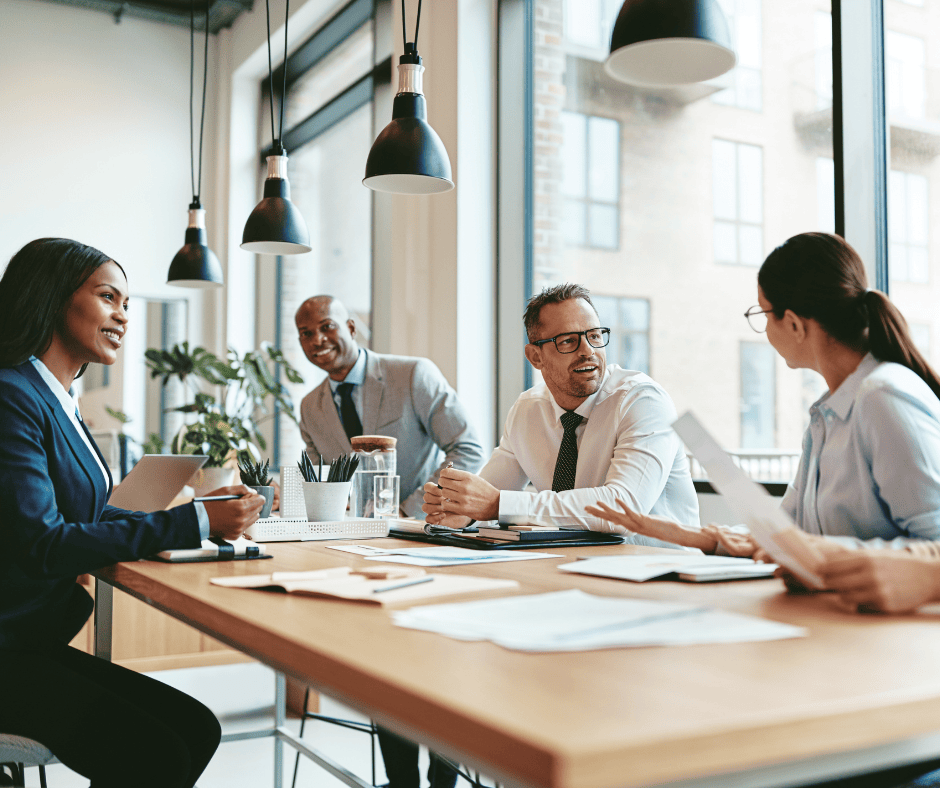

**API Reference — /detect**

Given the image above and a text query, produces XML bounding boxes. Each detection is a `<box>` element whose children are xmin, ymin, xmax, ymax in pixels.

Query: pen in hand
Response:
<box><xmin>371</xmin><ymin>576</ymin><xmax>434</xmax><ymax>594</ymax></box>
<box><xmin>436</xmin><ymin>461</ymin><xmax>455</xmax><ymax>490</ymax></box>
<box><xmin>193</xmin><ymin>494</ymin><xmax>245</xmax><ymax>502</ymax></box>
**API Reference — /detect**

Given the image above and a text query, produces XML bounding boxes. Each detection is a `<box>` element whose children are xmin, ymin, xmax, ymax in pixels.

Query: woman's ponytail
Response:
<box><xmin>865</xmin><ymin>290</ymin><xmax>940</xmax><ymax>401</ymax></box>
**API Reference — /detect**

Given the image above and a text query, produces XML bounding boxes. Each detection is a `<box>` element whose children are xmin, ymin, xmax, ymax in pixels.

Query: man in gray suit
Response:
<box><xmin>296</xmin><ymin>295</ymin><xmax>486</xmax><ymax>517</ymax></box>
<box><xmin>295</xmin><ymin>295</ymin><xmax>485</xmax><ymax>788</ymax></box>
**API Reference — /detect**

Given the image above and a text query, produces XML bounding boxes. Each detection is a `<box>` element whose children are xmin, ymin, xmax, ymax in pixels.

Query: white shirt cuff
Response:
<box><xmin>194</xmin><ymin>502</ymin><xmax>210</xmax><ymax>540</ymax></box>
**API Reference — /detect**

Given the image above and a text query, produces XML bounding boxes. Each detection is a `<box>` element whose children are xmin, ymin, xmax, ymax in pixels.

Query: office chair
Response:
<box><xmin>0</xmin><ymin>734</ymin><xmax>56</xmax><ymax>788</ymax></box>
<box><xmin>291</xmin><ymin>686</ymin><xmax>381</xmax><ymax>788</ymax></box>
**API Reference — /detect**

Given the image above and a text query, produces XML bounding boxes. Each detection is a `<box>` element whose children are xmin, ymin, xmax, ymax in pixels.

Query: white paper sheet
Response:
<box><xmin>558</xmin><ymin>554</ymin><xmax>776</xmax><ymax>583</ymax></box>
<box><xmin>392</xmin><ymin>589</ymin><xmax>805</xmax><ymax>651</ymax></box>
<box><xmin>673</xmin><ymin>412</ymin><xmax>825</xmax><ymax>589</ymax></box>
<box><xmin>327</xmin><ymin>544</ymin><xmax>561</xmax><ymax>566</ymax></box>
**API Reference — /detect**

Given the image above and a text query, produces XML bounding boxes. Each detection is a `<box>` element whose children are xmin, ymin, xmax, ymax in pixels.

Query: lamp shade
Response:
<box><xmin>168</xmin><ymin>207</ymin><xmax>223</xmax><ymax>288</ymax></box>
<box><xmin>605</xmin><ymin>0</ymin><xmax>736</xmax><ymax>87</ymax></box>
<box><xmin>241</xmin><ymin>155</ymin><xmax>312</xmax><ymax>255</ymax></box>
<box><xmin>364</xmin><ymin>59</ymin><xmax>454</xmax><ymax>195</ymax></box>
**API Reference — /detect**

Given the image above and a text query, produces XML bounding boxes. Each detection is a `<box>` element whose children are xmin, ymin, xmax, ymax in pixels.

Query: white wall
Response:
<box><xmin>0</xmin><ymin>0</ymin><xmax>222</xmax><ymax>430</ymax></box>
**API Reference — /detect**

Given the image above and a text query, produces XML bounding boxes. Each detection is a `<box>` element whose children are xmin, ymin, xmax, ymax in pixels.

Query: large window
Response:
<box><xmin>255</xmin><ymin>0</ymin><xmax>389</xmax><ymax>467</ymax></box>
<box><xmin>525</xmin><ymin>0</ymin><xmax>833</xmax><ymax>476</ymax></box>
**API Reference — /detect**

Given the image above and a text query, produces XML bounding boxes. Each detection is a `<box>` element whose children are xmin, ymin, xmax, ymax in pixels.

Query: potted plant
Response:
<box><xmin>239</xmin><ymin>457</ymin><xmax>275</xmax><ymax>519</ymax></box>
<box><xmin>145</xmin><ymin>341</ymin><xmax>304</xmax><ymax>492</ymax></box>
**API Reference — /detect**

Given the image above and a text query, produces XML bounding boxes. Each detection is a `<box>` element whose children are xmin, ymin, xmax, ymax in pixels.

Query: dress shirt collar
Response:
<box><xmin>547</xmin><ymin>367</ymin><xmax>610</xmax><ymax>425</ymax></box>
<box><xmin>815</xmin><ymin>353</ymin><xmax>879</xmax><ymax>422</ymax></box>
<box><xmin>29</xmin><ymin>356</ymin><xmax>81</xmax><ymax>419</ymax></box>
<box><xmin>328</xmin><ymin>348</ymin><xmax>366</xmax><ymax>394</ymax></box>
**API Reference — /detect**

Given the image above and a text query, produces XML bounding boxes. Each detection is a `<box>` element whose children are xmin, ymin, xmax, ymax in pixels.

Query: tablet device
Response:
<box><xmin>108</xmin><ymin>455</ymin><xmax>208</xmax><ymax>512</ymax></box>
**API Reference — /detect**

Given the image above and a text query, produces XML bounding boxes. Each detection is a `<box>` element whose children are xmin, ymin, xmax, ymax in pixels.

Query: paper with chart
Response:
<box><xmin>672</xmin><ymin>411</ymin><xmax>824</xmax><ymax>589</ymax></box>
<box><xmin>392</xmin><ymin>589</ymin><xmax>806</xmax><ymax>651</ymax></box>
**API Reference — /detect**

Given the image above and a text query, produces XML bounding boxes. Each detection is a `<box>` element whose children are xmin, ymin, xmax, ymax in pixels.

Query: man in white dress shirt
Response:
<box><xmin>422</xmin><ymin>283</ymin><xmax>699</xmax><ymax>543</ymax></box>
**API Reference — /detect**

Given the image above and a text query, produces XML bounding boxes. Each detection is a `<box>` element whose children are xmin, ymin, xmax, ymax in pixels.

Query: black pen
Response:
<box><xmin>193</xmin><ymin>494</ymin><xmax>244</xmax><ymax>502</ymax></box>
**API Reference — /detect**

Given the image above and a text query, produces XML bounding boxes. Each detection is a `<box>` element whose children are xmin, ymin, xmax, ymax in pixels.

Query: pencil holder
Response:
<box><xmin>302</xmin><ymin>480</ymin><xmax>352</xmax><ymax>522</ymax></box>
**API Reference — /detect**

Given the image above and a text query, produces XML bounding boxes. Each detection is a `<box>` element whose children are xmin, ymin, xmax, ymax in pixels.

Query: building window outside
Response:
<box><xmin>713</xmin><ymin>139</ymin><xmax>763</xmax><ymax>266</ymax></box>
<box><xmin>889</xmin><ymin>170</ymin><xmax>929</xmax><ymax>283</ymax></box>
<box><xmin>561</xmin><ymin>0</ymin><xmax>622</xmax><ymax>57</ymax></box>
<box><xmin>561</xmin><ymin>111</ymin><xmax>620</xmax><ymax>250</ymax></box>
<box><xmin>740</xmin><ymin>342</ymin><xmax>775</xmax><ymax>449</ymax></box>
<box><xmin>711</xmin><ymin>0</ymin><xmax>762</xmax><ymax>111</ymax></box>
<box><xmin>592</xmin><ymin>295</ymin><xmax>650</xmax><ymax>374</ymax></box>
<box><xmin>814</xmin><ymin>11</ymin><xmax>832</xmax><ymax>111</ymax></box>
<box><xmin>885</xmin><ymin>30</ymin><xmax>925</xmax><ymax>120</ymax></box>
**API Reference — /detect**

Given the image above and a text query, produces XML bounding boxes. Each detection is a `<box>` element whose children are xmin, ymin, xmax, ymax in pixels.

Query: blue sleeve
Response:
<box><xmin>0</xmin><ymin>380</ymin><xmax>201</xmax><ymax>579</ymax></box>
<box><xmin>858</xmin><ymin>387</ymin><xmax>940</xmax><ymax>540</ymax></box>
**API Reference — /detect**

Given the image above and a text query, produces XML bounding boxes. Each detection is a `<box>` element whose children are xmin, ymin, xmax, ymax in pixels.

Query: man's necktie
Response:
<box><xmin>552</xmin><ymin>410</ymin><xmax>583</xmax><ymax>493</ymax></box>
<box><xmin>337</xmin><ymin>382</ymin><xmax>363</xmax><ymax>441</ymax></box>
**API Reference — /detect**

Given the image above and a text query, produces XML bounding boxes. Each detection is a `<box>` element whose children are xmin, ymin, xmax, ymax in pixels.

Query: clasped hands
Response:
<box><xmin>421</xmin><ymin>468</ymin><xmax>500</xmax><ymax>528</ymax></box>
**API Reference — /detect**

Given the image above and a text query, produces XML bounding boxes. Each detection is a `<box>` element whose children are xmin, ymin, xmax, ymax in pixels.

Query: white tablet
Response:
<box><xmin>108</xmin><ymin>455</ymin><xmax>208</xmax><ymax>512</ymax></box>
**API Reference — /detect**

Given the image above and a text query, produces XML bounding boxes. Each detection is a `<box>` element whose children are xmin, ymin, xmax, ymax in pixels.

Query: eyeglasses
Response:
<box><xmin>744</xmin><ymin>306</ymin><xmax>772</xmax><ymax>333</ymax></box>
<box><xmin>530</xmin><ymin>327</ymin><xmax>611</xmax><ymax>354</ymax></box>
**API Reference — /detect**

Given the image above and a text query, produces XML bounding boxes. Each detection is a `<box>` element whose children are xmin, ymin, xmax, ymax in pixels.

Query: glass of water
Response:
<box><xmin>373</xmin><ymin>475</ymin><xmax>400</xmax><ymax>518</ymax></box>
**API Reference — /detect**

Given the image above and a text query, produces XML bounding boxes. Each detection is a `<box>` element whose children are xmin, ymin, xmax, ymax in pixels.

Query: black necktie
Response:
<box><xmin>337</xmin><ymin>382</ymin><xmax>363</xmax><ymax>441</ymax></box>
<box><xmin>552</xmin><ymin>410</ymin><xmax>583</xmax><ymax>493</ymax></box>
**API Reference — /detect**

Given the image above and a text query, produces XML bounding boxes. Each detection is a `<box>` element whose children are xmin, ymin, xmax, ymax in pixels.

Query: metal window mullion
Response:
<box><xmin>835</xmin><ymin>0</ymin><xmax>889</xmax><ymax>292</ymax></box>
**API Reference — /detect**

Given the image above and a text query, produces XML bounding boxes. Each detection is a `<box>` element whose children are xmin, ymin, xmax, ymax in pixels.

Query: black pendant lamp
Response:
<box><xmin>363</xmin><ymin>0</ymin><xmax>454</xmax><ymax>195</ymax></box>
<box><xmin>605</xmin><ymin>0</ymin><xmax>736</xmax><ymax>87</ymax></box>
<box><xmin>241</xmin><ymin>0</ymin><xmax>311</xmax><ymax>255</ymax></box>
<box><xmin>169</xmin><ymin>0</ymin><xmax>223</xmax><ymax>287</ymax></box>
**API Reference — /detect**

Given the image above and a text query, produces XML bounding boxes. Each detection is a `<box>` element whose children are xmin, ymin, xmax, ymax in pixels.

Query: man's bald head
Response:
<box><xmin>295</xmin><ymin>295</ymin><xmax>360</xmax><ymax>380</ymax></box>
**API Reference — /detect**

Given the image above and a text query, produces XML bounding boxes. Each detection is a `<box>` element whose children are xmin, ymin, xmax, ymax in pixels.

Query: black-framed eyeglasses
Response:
<box><xmin>744</xmin><ymin>306</ymin><xmax>773</xmax><ymax>333</ymax></box>
<box><xmin>530</xmin><ymin>327</ymin><xmax>611</xmax><ymax>354</ymax></box>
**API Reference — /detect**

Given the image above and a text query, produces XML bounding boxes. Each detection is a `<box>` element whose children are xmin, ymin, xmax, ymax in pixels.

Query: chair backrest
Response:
<box><xmin>0</xmin><ymin>734</ymin><xmax>57</xmax><ymax>766</ymax></box>
<box><xmin>693</xmin><ymin>479</ymin><xmax>788</xmax><ymax>527</ymax></box>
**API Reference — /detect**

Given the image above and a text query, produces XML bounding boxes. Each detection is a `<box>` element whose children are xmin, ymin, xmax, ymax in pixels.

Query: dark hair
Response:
<box><xmin>523</xmin><ymin>283</ymin><xmax>596</xmax><ymax>342</ymax></box>
<box><xmin>0</xmin><ymin>238</ymin><xmax>122</xmax><ymax>370</ymax></box>
<box><xmin>758</xmin><ymin>232</ymin><xmax>940</xmax><ymax>400</ymax></box>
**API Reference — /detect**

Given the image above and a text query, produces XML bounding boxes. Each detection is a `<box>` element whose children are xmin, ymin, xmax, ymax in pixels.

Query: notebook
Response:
<box><xmin>108</xmin><ymin>455</ymin><xmax>208</xmax><ymax>512</ymax></box>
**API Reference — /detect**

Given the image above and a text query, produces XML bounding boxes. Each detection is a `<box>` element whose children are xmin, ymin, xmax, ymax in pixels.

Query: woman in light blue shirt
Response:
<box><xmin>589</xmin><ymin>232</ymin><xmax>940</xmax><ymax>555</ymax></box>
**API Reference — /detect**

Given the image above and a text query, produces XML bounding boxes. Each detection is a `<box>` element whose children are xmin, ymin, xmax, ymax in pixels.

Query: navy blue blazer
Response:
<box><xmin>0</xmin><ymin>361</ymin><xmax>201</xmax><ymax>648</ymax></box>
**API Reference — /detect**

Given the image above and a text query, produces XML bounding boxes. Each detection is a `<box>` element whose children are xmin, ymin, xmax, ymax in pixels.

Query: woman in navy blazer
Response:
<box><xmin>0</xmin><ymin>238</ymin><xmax>263</xmax><ymax>788</ymax></box>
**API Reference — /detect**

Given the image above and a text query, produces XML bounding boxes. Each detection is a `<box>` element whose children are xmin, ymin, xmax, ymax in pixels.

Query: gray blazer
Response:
<box><xmin>298</xmin><ymin>350</ymin><xmax>486</xmax><ymax>517</ymax></box>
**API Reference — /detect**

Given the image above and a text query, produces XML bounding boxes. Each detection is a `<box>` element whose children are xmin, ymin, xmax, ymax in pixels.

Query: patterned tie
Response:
<box><xmin>337</xmin><ymin>382</ymin><xmax>363</xmax><ymax>441</ymax></box>
<box><xmin>552</xmin><ymin>410</ymin><xmax>583</xmax><ymax>493</ymax></box>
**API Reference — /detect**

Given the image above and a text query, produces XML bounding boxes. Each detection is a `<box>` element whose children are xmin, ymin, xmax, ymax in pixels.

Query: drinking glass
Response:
<box><xmin>373</xmin><ymin>475</ymin><xmax>400</xmax><ymax>518</ymax></box>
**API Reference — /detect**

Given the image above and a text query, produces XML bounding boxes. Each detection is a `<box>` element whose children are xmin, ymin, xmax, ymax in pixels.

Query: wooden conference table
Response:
<box><xmin>92</xmin><ymin>540</ymin><xmax>940</xmax><ymax>788</ymax></box>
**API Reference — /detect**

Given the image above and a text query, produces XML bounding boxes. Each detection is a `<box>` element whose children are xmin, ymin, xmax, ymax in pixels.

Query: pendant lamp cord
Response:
<box><xmin>189</xmin><ymin>0</ymin><xmax>210</xmax><ymax>207</ymax></box>
<box><xmin>401</xmin><ymin>0</ymin><xmax>423</xmax><ymax>53</ymax></box>
<box><xmin>265</xmin><ymin>0</ymin><xmax>290</xmax><ymax>153</ymax></box>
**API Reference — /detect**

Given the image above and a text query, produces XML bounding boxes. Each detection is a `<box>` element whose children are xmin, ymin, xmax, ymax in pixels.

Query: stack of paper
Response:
<box><xmin>328</xmin><ymin>544</ymin><xmax>561</xmax><ymax>567</ymax></box>
<box><xmin>392</xmin><ymin>589</ymin><xmax>806</xmax><ymax>651</ymax></box>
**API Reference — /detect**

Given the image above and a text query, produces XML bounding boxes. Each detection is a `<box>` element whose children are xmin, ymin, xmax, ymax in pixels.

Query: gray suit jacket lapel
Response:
<box><xmin>316</xmin><ymin>379</ymin><xmax>351</xmax><ymax>452</ymax></box>
<box><xmin>361</xmin><ymin>350</ymin><xmax>385</xmax><ymax>435</ymax></box>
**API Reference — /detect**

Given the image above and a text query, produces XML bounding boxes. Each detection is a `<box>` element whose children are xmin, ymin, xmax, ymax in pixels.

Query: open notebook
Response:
<box><xmin>673</xmin><ymin>412</ymin><xmax>824</xmax><ymax>588</ymax></box>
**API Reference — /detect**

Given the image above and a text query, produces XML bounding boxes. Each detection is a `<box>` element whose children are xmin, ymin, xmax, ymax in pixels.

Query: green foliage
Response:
<box><xmin>146</xmin><ymin>341</ymin><xmax>304</xmax><ymax>468</ymax></box>
<box><xmin>239</xmin><ymin>457</ymin><xmax>272</xmax><ymax>487</ymax></box>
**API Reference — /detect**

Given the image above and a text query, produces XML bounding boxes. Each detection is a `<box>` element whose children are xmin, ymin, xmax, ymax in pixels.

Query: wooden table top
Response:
<box><xmin>94</xmin><ymin>541</ymin><xmax>940</xmax><ymax>788</ymax></box>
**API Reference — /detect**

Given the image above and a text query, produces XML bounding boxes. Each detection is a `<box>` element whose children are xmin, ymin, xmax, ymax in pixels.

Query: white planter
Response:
<box><xmin>189</xmin><ymin>466</ymin><xmax>237</xmax><ymax>498</ymax></box>
<box><xmin>302</xmin><ymin>481</ymin><xmax>352</xmax><ymax>522</ymax></box>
